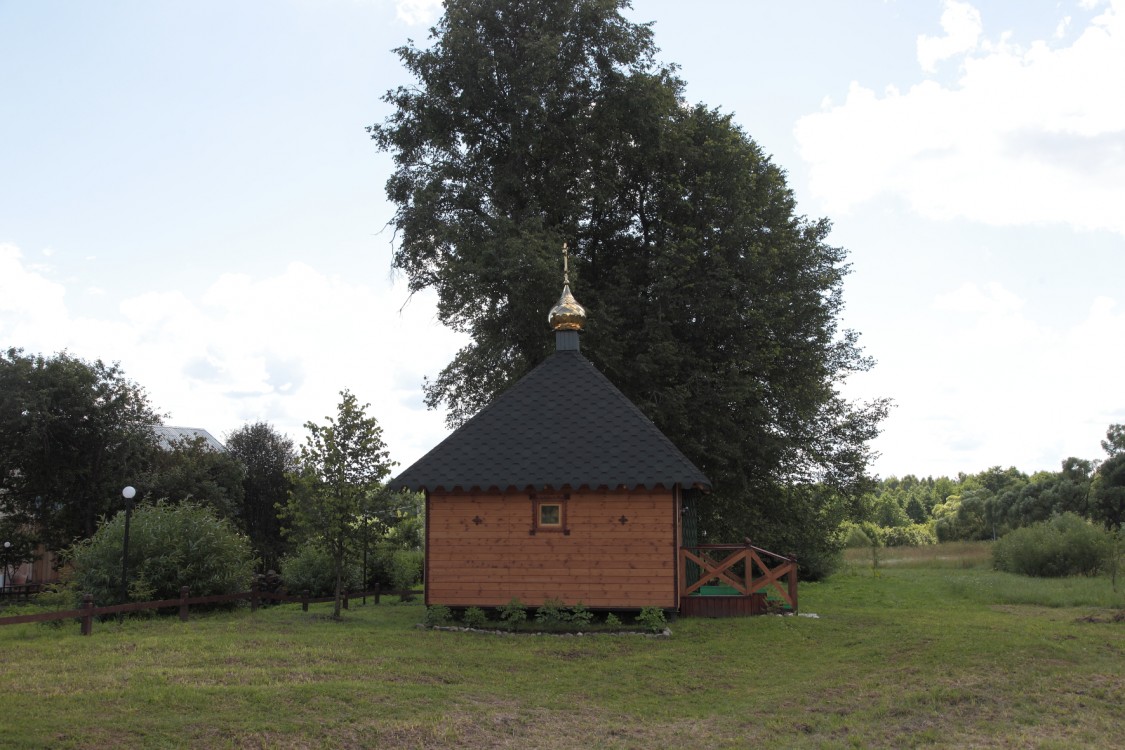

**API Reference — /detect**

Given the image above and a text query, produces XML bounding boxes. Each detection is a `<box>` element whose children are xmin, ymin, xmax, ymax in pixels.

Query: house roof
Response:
<box><xmin>153</xmin><ymin>426</ymin><xmax>227</xmax><ymax>452</ymax></box>
<box><xmin>391</xmin><ymin>346</ymin><xmax>711</xmax><ymax>494</ymax></box>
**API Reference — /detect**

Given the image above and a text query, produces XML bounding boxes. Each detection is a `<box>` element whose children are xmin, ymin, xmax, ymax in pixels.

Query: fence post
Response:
<box><xmin>179</xmin><ymin>586</ymin><xmax>190</xmax><ymax>622</ymax></box>
<box><xmin>787</xmin><ymin>556</ymin><xmax>799</xmax><ymax>614</ymax></box>
<box><xmin>302</xmin><ymin>589</ymin><xmax>309</xmax><ymax>612</ymax></box>
<box><xmin>373</xmin><ymin>582</ymin><xmax>380</xmax><ymax>605</ymax></box>
<box><xmin>81</xmin><ymin>593</ymin><xmax>94</xmax><ymax>636</ymax></box>
<box><xmin>250</xmin><ymin>582</ymin><xmax>258</xmax><ymax>613</ymax></box>
<box><xmin>343</xmin><ymin>591</ymin><xmax>349</xmax><ymax>610</ymax></box>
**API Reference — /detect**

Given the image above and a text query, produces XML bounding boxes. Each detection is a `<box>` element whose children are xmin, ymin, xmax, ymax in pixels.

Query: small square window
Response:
<box><xmin>530</xmin><ymin>494</ymin><xmax>569</xmax><ymax>535</ymax></box>
<box><xmin>539</xmin><ymin>503</ymin><xmax>561</xmax><ymax>527</ymax></box>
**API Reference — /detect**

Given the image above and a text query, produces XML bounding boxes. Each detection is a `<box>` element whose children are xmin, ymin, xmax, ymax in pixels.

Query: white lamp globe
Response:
<box><xmin>122</xmin><ymin>486</ymin><xmax>136</xmax><ymax>500</ymax></box>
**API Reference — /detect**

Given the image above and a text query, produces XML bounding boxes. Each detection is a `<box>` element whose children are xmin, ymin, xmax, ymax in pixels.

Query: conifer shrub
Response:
<box><xmin>992</xmin><ymin>513</ymin><xmax>1112</xmax><ymax>577</ymax></box>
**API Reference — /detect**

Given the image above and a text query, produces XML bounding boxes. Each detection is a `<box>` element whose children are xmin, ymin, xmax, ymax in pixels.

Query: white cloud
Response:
<box><xmin>795</xmin><ymin>0</ymin><xmax>1125</xmax><ymax>236</ymax></box>
<box><xmin>0</xmin><ymin>244</ymin><xmax>467</xmax><ymax>470</ymax></box>
<box><xmin>848</xmin><ymin>281</ymin><xmax>1125</xmax><ymax>477</ymax></box>
<box><xmin>917</xmin><ymin>0</ymin><xmax>983</xmax><ymax>72</ymax></box>
<box><xmin>0</xmin><ymin>243</ymin><xmax>70</xmax><ymax>338</ymax></box>
<box><xmin>933</xmin><ymin>281</ymin><xmax>1023</xmax><ymax>316</ymax></box>
<box><xmin>395</xmin><ymin>0</ymin><xmax>442</xmax><ymax>26</ymax></box>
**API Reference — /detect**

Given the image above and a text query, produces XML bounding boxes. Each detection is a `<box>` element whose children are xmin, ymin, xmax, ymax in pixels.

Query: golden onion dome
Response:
<box><xmin>549</xmin><ymin>283</ymin><xmax>586</xmax><ymax>331</ymax></box>
<box><xmin>548</xmin><ymin>243</ymin><xmax>586</xmax><ymax>331</ymax></box>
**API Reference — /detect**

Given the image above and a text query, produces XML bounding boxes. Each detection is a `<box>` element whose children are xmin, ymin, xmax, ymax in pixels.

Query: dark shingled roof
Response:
<box><xmin>391</xmin><ymin>348</ymin><xmax>711</xmax><ymax>493</ymax></box>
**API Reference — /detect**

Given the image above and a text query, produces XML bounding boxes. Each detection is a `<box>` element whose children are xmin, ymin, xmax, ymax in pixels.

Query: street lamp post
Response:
<box><xmin>2</xmin><ymin>540</ymin><xmax>11</xmax><ymax>593</ymax></box>
<box><xmin>120</xmin><ymin>486</ymin><xmax>136</xmax><ymax>607</ymax></box>
<box><xmin>362</xmin><ymin>511</ymin><xmax>369</xmax><ymax>606</ymax></box>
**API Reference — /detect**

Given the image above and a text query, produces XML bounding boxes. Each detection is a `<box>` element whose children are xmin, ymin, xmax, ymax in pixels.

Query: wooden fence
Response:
<box><xmin>0</xmin><ymin>583</ymin><xmax>45</xmax><ymax>602</ymax></box>
<box><xmin>0</xmin><ymin>585</ymin><xmax>413</xmax><ymax>636</ymax></box>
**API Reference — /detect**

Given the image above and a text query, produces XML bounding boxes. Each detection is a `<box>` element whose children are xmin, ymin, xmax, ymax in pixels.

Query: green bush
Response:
<box><xmin>992</xmin><ymin>513</ymin><xmax>1113</xmax><ymax>577</ymax></box>
<box><xmin>68</xmin><ymin>501</ymin><xmax>256</xmax><ymax>606</ymax></box>
<box><xmin>604</xmin><ymin>612</ymin><xmax>622</xmax><ymax>627</ymax></box>
<box><xmin>793</xmin><ymin>544</ymin><xmax>842</xmax><ymax>581</ymax></box>
<box><xmin>498</xmin><ymin>597</ymin><xmax>527</xmax><ymax>631</ymax></box>
<box><xmin>569</xmin><ymin>601</ymin><xmax>594</xmax><ymax>626</ymax></box>
<box><xmin>535</xmin><ymin>597</ymin><xmax>567</xmax><ymax>626</ymax></box>
<box><xmin>843</xmin><ymin>523</ymin><xmax>875</xmax><ymax>548</ymax></box>
<box><xmin>883</xmin><ymin>523</ymin><xmax>937</xmax><ymax>547</ymax></box>
<box><xmin>390</xmin><ymin>549</ymin><xmax>424</xmax><ymax>591</ymax></box>
<box><xmin>280</xmin><ymin>544</ymin><xmax>361</xmax><ymax>597</ymax></box>
<box><xmin>637</xmin><ymin>606</ymin><xmax>667</xmax><ymax>633</ymax></box>
<box><xmin>462</xmin><ymin>606</ymin><xmax>489</xmax><ymax>629</ymax></box>
<box><xmin>424</xmin><ymin>605</ymin><xmax>452</xmax><ymax>626</ymax></box>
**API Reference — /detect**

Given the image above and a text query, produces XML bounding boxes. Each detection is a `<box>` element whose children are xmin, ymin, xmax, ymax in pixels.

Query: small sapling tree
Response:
<box><xmin>283</xmin><ymin>390</ymin><xmax>395</xmax><ymax>618</ymax></box>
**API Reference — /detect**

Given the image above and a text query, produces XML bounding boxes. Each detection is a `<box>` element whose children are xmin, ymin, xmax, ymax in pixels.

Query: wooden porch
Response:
<box><xmin>679</xmin><ymin>542</ymin><xmax>798</xmax><ymax>617</ymax></box>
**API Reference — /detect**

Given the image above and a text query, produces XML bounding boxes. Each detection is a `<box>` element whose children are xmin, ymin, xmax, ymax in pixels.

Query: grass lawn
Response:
<box><xmin>1</xmin><ymin>544</ymin><xmax>1123</xmax><ymax>749</ymax></box>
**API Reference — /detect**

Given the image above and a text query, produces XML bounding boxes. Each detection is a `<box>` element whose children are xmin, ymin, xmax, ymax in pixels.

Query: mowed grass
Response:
<box><xmin>0</xmin><ymin>547</ymin><xmax>1122</xmax><ymax>749</ymax></box>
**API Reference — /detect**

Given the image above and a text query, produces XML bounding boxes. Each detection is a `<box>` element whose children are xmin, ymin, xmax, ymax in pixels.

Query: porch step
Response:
<box><xmin>680</xmin><ymin>592</ymin><xmax>766</xmax><ymax>617</ymax></box>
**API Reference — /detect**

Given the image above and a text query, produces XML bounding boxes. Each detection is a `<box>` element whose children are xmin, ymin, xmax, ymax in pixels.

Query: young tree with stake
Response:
<box><xmin>284</xmin><ymin>390</ymin><xmax>395</xmax><ymax>618</ymax></box>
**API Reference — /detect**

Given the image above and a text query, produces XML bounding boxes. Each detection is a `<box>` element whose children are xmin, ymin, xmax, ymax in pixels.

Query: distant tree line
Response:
<box><xmin>854</xmin><ymin>424</ymin><xmax>1125</xmax><ymax>546</ymax></box>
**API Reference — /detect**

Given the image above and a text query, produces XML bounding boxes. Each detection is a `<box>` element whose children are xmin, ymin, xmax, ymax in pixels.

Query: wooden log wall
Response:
<box><xmin>426</xmin><ymin>489</ymin><xmax>678</xmax><ymax>609</ymax></box>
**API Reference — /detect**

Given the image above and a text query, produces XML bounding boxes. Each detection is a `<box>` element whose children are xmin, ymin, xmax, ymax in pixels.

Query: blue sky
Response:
<box><xmin>2</xmin><ymin>0</ymin><xmax>1123</xmax><ymax>480</ymax></box>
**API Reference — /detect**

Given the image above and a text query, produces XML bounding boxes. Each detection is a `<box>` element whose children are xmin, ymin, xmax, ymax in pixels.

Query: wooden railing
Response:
<box><xmin>680</xmin><ymin>542</ymin><xmax>798</xmax><ymax>612</ymax></box>
<box><xmin>0</xmin><ymin>584</ymin><xmax>415</xmax><ymax>636</ymax></box>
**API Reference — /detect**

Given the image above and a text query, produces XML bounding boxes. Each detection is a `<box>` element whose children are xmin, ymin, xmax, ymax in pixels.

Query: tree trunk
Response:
<box><xmin>333</xmin><ymin>556</ymin><xmax>343</xmax><ymax>619</ymax></box>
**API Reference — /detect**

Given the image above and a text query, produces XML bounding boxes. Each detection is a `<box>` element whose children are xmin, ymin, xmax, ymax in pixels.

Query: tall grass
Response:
<box><xmin>843</xmin><ymin>539</ymin><xmax>993</xmax><ymax>569</ymax></box>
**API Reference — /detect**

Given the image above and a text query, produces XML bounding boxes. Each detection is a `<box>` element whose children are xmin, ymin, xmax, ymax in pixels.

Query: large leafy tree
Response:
<box><xmin>137</xmin><ymin>435</ymin><xmax>247</xmax><ymax>521</ymax></box>
<box><xmin>1093</xmin><ymin>424</ymin><xmax>1125</xmax><ymax>530</ymax></box>
<box><xmin>283</xmin><ymin>391</ymin><xmax>395</xmax><ymax>618</ymax></box>
<box><xmin>226</xmin><ymin>422</ymin><xmax>297</xmax><ymax>571</ymax></box>
<box><xmin>0</xmin><ymin>348</ymin><xmax>161</xmax><ymax>551</ymax></box>
<box><xmin>370</xmin><ymin>0</ymin><xmax>887</xmax><ymax>571</ymax></box>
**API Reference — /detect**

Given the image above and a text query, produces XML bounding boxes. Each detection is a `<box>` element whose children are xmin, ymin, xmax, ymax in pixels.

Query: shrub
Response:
<box><xmin>368</xmin><ymin>538</ymin><xmax>425</xmax><ymax>591</ymax></box>
<box><xmin>637</xmin><ymin>606</ymin><xmax>667</xmax><ymax>633</ymax></box>
<box><xmin>535</xmin><ymin>598</ymin><xmax>567</xmax><ymax>626</ymax></box>
<box><xmin>604</xmin><ymin>612</ymin><xmax>622</xmax><ymax>627</ymax></box>
<box><xmin>498</xmin><ymin>597</ymin><xmax>527</xmax><ymax>631</ymax></box>
<box><xmin>793</xmin><ymin>544</ymin><xmax>842</xmax><ymax>582</ymax></box>
<box><xmin>993</xmin><ymin>513</ymin><xmax>1113</xmax><ymax>577</ymax></box>
<box><xmin>390</xmin><ymin>549</ymin><xmax>424</xmax><ymax>590</ymax></box>
<box><xmin>569</xmin><ymin>601</ymin><xmax>594</xmax><ymax>626</ymax></box>
<box><xmin>462</xmin><ymin>606</ymin><xmax>489</xmax><ymax>629</ymax></box>
<box><xmin>68</xmin><ymin>501</ymin><xmax>256</xmax><ymax>606</ymax></box>
<box><xmin>424</xmin><ymin>605</ymin><xmax>452</xmax><ymax>626</ymax></box>
<box><xmin>843</xmin><ymin>523</ymin><xmax>874</xmax><ymax>548</ymax></box>
<box><xmin>281</xmin><ymin>544</ymin><xmax>361</xmax><ymax>597</ymax></box>
<box><xmin>883</xmin><ymin>523</ymin><xmax>937</xmax><ymax>547</ymax></box>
